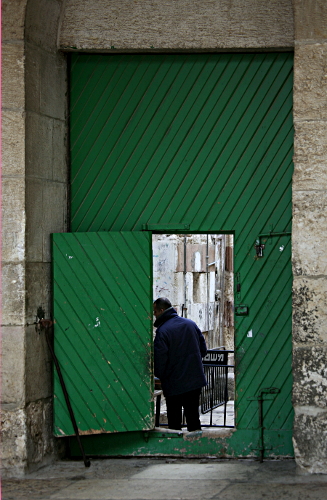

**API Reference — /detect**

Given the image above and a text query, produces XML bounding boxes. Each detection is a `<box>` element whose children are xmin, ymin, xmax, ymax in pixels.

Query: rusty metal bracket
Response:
<box><xmin>248</xmin><ymin>387</ymin><xmax>280</xmax><ymax>462</ymax></box>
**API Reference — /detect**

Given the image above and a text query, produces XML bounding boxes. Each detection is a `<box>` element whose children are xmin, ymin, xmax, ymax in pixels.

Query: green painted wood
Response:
<box><xmin>52</xmin><ymin>231</ymin><xmax>153</xmax><ymax>436</ymax></box>
<box><xmin>66</xmin><ymin>53</ymin><xmax>294</xmax><ymax>456</ymax></box>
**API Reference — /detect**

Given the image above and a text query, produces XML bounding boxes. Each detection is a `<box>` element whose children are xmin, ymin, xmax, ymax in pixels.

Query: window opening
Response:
<box><xmin>153</xmin><ymin>234</ymin><xmax>235</xmax><ymax>429</ymax></box>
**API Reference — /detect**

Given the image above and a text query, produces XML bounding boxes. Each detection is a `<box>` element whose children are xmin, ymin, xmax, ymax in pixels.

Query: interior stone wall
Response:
<box><xmin>292</xmin><ymin>0</ymin><xmax>327</xmax><ymax>474</ymax></box>
<box><xmin>24</xmin><ymin>0</ymin><xmax>68</xmax><ymax>471</ymax></box>
<box><xmin>1</xmin><ymin>0</ymin><xmax>68</xmax><ymax>476</ymax></box>
<box><xmin>2</xmin><ymin>0</ymin><xmax>29</xmax><ymax>477</ymax></box>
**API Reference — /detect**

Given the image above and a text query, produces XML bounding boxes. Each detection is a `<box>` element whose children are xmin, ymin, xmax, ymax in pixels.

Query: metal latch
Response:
<box><xmin>248</xmin><ymin>387</ymin><xmax>280</xmax><ymax>462</ymax></box>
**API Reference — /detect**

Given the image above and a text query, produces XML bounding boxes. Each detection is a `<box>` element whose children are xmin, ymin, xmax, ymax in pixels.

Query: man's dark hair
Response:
<box><xmin>153</xmin><ymin>297</ymin><xmax>172</xmax><ymax>310</ymax></box>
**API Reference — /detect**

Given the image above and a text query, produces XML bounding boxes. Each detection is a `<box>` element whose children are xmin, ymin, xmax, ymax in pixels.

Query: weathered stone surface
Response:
<box><xmin>25</xmin><ymin>0</ymin><xmax>62</xmax><ymax>51</ymax></box>
<box><xmin>25</xmin><ymin>44</ymin><xmax>41</xmax><ymax>114</ymax></box>
<box><xmin>2</xmin><ymin>0</ymin><xmax>27</xmax><ymax>41</ymax></box>
<box><xmin>25</xmin><ymin>262</ymin><xmax>52</xmax><ymax>324</ymax></box>
<box><xmin>25</xmin><ymin>45</ymin><xmax>67</xmax><ymax>120</ymax></box>
<box><xmin>1</xmin><ymin>326</ymin><xmax>25</xmax><ymax>405</ymax></box>
<box><xmin>293</xmin><ymin>406</ymin><xmax>327</xmax><ymax>474</ymax></box>
<box><xmin>294</xmin><ymin>0</ymin><xmax>327</xmax><ymax>41</ymax></box>
<box><xmin>26</xmin><ymin>112</ymin><xmax>53</xmax><ymax>179</ymax></box>
<box><xmin>42</xmin><ymin>181</ymin><xmax>68</xmax><ymax>261</ymax></box>
<box><xmin>2</xmin><ymin>42</ymin><xmax>25</xmax><ymax>109</ymax></box>
<box><xmin>52</xmin><ymin>119</ymin><xmax>68</xmax><ymax>183</ymax></box>
<box><xmin>26</xmin><ymin>179</ymin><xmax>67</xmax><ymax>262</ymax></box>
<box><xmin>2</xmin><ymin>109</ymin><xmax>25</xmax><ymax>176</ymax></box>
<box><xmin>293</xmin><ymin>120</ymin><xmax>327</xmax><ymax>192</ymax></box>
<box><xmin>2</xmin><ymin>176</ymin><xmax>25</xmax><ymax>263</ymax></box>
<box><xmin>26</xmin><ymin>399</ymin><xmax>54</xmax><ymax>466</ymax></box>
<box><xmin>25</xmin><ymin>112</ymin><xmax>67</xmax><ymax>182</ymax></box>
<box><xmin>60</xmin><ymin>0</ymin><xmax>294</xmax><ymax>50</ymax></box>
<box><xmin>293</xmin><ymin>277</ymin><xmax>327</xmax><ymax>344</ymax></box>
<box><xmin>2</xmin><ymin>263</ymin><xmax>25</xmax><ymax>325</ymax></box>
<box><xmin>25</xmin><ymin>322</ymin><xmax>53</xmax><ymax>402</ymax></box>
<box><xmin>0</xmin><ymin>408</ymin><xmax>27</xmax><ymax>477</ymax></box>
<box><xmin>39</xmin><ymin>51</ymin><xmax>67</xmax><ymax>121</ymax></box>
<box><xmin>293</xmin><ymin>346</ymin><xmax>327</xmax><ymax>408</ymax></box>
<box><xmin>26</xmin><ymin>177</ymin><xmax>43</xmax><ymax>262</ymax></box>
<box><xmin>294</xmin><ymin>43</ymin><xmax>327</xmax><ymax>121</ymax></box>
<box><xmin>292</xmin><ymin>191</ymin><xmax>327</xmax><ymax>276</ymax></box>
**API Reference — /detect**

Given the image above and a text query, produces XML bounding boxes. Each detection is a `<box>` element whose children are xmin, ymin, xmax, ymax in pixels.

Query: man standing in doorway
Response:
<box><xmin>153</xmin><ymin>297</ymin><xmax>207</xmax><ymax>431</ymax></box>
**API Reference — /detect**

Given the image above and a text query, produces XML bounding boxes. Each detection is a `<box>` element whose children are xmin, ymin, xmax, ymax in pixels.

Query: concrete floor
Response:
<box><xmin>2</xmin><ymin>458</ymin><xmax>327</xmax><ymax>500</ymax></box>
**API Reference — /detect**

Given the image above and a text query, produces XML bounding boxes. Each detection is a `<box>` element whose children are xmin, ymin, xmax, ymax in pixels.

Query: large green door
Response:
<box><xmin>52</xmin><ymin>231</ymin><xmax>153</xmax><ymax>436</ymax></box>
<box><xmin>63</xmin><ymin>53</ymin><xmax>293</xmax><ymax>456</ymax></box>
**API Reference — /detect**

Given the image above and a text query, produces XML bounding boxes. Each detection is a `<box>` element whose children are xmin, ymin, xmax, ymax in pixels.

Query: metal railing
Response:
<box><xmin>200</xmin><ymin>348</ymin><xmax>234</xmax><ymax>427</ymax></box>
<box><xmin>155</xmin><ymin>348</ymin><xmax>234</xmax><ymax>429</ymax></box>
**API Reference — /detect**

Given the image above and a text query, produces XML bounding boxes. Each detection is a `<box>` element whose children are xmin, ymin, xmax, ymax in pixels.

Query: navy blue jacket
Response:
<box><xmin>154</xmin><ymin>308</ymin><xmax>207</xmax><ymax>397</ymax></box>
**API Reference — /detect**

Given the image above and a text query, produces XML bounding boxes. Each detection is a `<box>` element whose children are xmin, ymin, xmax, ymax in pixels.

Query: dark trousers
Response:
<box><xmin>165</xmin><ymin>388</ymin><xmax>202</xmax><ymax>431</ymax></box>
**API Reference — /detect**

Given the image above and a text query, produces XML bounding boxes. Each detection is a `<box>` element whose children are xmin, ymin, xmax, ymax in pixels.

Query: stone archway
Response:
<box><xmin>2</xmin><ymin>0</ymin><xmax>327</xmax><ymax>476</ymax></box>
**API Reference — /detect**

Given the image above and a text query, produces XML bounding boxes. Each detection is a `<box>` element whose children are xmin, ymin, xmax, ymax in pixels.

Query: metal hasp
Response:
<box><xmin>255</xmin><ymin>232</ymin><xmax>291</xmax><ymax>258</ymax></box>
<box><xmin>248</xmin><ymin>387</ymin><xmax>280</xmax><ymax>462</ymax></box>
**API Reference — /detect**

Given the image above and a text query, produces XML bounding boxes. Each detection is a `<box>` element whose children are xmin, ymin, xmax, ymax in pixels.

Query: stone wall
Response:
<box><xmin>2</xmin><ymin>0</ymin><xmax>327</xmax><ymax>476</ymax></box>
<box><xmin>59</xmin><ymin>0</ymin><xmax>293</xmax><ymax>51</ymax></box>
<box><xmin>1</xmin><ymin>0</ymin><xmax>68</xmax><ymax>476</ymax></box>
<box><xmin>292</xmin><ymin>0</ymin><xmax>327</xmax><ymax>474</ymax></box>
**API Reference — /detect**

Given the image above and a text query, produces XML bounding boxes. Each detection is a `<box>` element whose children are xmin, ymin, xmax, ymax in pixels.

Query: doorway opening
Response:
<box><xmin>152</xmin><ymin>233</ymin><xmax>235</xmax><ymax>428</ymax></box>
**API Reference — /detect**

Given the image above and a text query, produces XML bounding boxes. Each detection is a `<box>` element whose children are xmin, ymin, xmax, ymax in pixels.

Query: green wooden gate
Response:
<box><xmin>52</xmin><ymin>231</ymin><xmax>153</xmax><ymax>435</ymax></box>
<box><xmin>54</xmin><ymin>52</ymin><xmax>294</xmax><ymax>457</ymax></box>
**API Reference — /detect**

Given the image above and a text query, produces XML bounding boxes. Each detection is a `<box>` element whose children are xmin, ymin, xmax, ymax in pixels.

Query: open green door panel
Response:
<box><xmin>52</xmin><ymin>231</ymin><xmax>153</xmax><ymax>436</ymax></box>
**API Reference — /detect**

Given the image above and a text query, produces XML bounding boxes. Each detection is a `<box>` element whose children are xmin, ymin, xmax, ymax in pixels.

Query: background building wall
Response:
<box><xmin>2</xmin><ymin>0</ymin><xmax>326</xmax><ymax>476</ymax></box>
<box><xmin>153</xmin><ymin>234</ymin><xmax>232</xmax><ymax>349</ymax></box>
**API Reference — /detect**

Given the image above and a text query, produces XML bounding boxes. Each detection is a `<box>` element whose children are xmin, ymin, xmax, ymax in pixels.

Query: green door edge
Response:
<box><xmin>68</xmin><ymin>429</ymin><xmax>293</xmax><ymax>459</ymax></box>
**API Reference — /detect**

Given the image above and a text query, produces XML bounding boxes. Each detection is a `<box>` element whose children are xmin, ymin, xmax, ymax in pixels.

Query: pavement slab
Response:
<box><xmin>2</xmin><ymin>458</ymin><xmax>327</xmax><ymax>500</ymax></box>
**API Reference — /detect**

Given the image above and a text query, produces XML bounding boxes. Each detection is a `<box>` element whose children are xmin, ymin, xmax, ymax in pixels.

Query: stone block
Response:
<box><xmin>294</xmin><ymin>0</ymin><xmax>327</xmax><ymax>41</ymax></box>
<box><xmin>52</xmin><ymin>118</ymin><xmax>68</xmax><ymax>183</ymax></box>
<box><xmin>1</xmin><ymin>326</ymin><xmax>25</xmax><ymax>405</ymax></box>
<box><xmin>25</xmin><ymin>43</ymin><xmax>41</xmax><ymax>114</ymax></box>
<box><xmin>60</xmin><ymin>0</ymin><xmax>293</xmax><ymax>50</ymax></box>
<box><xmin>26</xmin><ymin>399</ymin><xmax>54</xmax><ymax>466</ymax></box>
<box><xmin>0</xmin><ymin>407</ymin><xmax>27</xmax><ymax>477</ymax></box>
<box><xmin>293</xmin><ymin>406</ymin><xmax>327</xmax><ymax>474</ymax></box>
<box><xmin>293</xmin><ymin>276</ymin><xmax>327</xmax><ymax>344</ymax></box>
<box><xmin>26</xmin><ymin>177</ymin><xmax>44</xmax><ymax>262</ymax></box>
<box><xmin>26</xmin><ymin>178</ymin><xmax>67</xmax><ymax>262</ymax></box>
<box><xmin>25</xmin><ymin>45</ymin><xmax>67</xmax><ymax>120</ymax></box>
<box><xmin>1</xmin><ymin>176</ymin><xmax>25</xmax><ymax>263</ymax></box>
<box><xmin>2</xmin><ymin>109</ymin><xmax>25</xmax><ymax>176</ymax></box>
<box><xmin>293</xmin><ymin>345</ymin><xmax>327</xmax><ymax>408</ymax></box>
<box><xmin>293</xmin><ymin>120</ymin><xmax>327</xmax><ymax>192</ymax></box>
<box><xmin>2</xmin><ymin>0</ymin><xmax>27</xmax><ymax>41</ymax></box>
<box><xmin>2</xmin><ymin>263</ymin><xmax>25</xmax><ymax>325</ymax></box>
<box><xmin>26</xmin><ymin>323</ymin><xmax>53</xmax><ymax>403</ymax></box>
<box><xmin>292</xmin><ymin>190</ymin><xmax>327</xmax><ymax>276</ymax></box>
<box><xmin>25</xmin><ymin>262</ymin><xmax>52</xmax><ymax>325</ymax></box>
<box><xmin>40</xmin><ymin>51</ymin><xmax>67</xmax><ymax>121</ymax></box>
<box><xmin>26</xmin><ymin>112</ymin><xmax>53</xmax><ymax>179</ymax></box>
<box><xmin>2</xmin><ymin>42</ymin><xmax>25</xmax><ymax>109</ymax></box>
<box><xmin>294</xmin><ymin>43</ymin><xmax>327</xmax><ymax>121</ymax></box>
<box><xmin>25</xmin><ymin>0</ymin><xmax>61</xmax><ymax>51</ymax></box>
<box><xmin>42</xmin><ymin>181</ymin><xmax>68</xmax><ymax>262</ymax></box>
